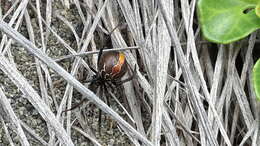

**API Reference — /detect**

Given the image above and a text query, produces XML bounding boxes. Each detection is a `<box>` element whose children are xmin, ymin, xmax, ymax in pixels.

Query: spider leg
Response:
<box><xmin>103</xmin><ymin>82</ymin><xmax>115</xmax><ymax>131</ymax></box>
<box><xmin>98</xmin><ymin>85</ymin><xmax>104</xmax><ymax>133</ymax></box>
<box><xmin>98</xmin><ymin>108</ymin><xmax>102</xmax><ymax>134</ymax></box>
<box><xmin>108</xmin><ymin>23</ymin><xmax>124</xmax><ymax>36</ymax></box>
<box><xmin>103</xmin><ymin>83</ymin><xmax>111</xmax><ymax>107</ymax></box>
<box><xmin>97</xmin><ymin>47</ymin><xmax>104</xmax><ymax>65</ymax></box>
<box><xmin>62</xmin><ymin>98</ymin><xmax>87</xmax><ymax>114</ymax></box>
<box><xmin>85</xmin><ymin>79</ymin><xmax>93</xmax><ymax>83</ymax></box>
<box><xmin>84</xmin><ymin>77</ymin><xmax>98</xmax><ymax>83</ymax></box>
<box><xmin>85</xmin><ymin>66</ymin><xmax>98</xmax><ymax>83</ymax></box>
<box><xmin>106</xmin><ymin>81</ymin><xmax>116</xmax><ymax>93</ymax></box>
<box><xmin>89</xmin><ymin>65</ymin><xmax>98</xmax><ymax>74</ymax></box>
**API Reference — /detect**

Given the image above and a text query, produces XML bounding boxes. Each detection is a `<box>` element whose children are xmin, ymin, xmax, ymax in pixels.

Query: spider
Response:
<box><xmin>88</xmin><ymin>47</ymin><xmax>134</xmax><ymax>88</ymax></box>
<box><xmin>62</xmin><ymin>47</ymin><xmax>136</xmax><ymax>116</ymax></box>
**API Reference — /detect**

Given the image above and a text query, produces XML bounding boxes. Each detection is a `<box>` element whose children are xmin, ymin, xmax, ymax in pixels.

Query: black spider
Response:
<box><xmin>62</xmin><ymin>47</ymin><xmax>136</xmax><ymax>115</ymax></box>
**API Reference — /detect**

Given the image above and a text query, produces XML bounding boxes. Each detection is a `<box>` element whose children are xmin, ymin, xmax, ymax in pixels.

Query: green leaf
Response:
<box><xmin>198</xmin><ymin>0</ymin><xmax>260</xmax><ymax>44</ymax></box>
<box><xmin>253</xmin><ymin>59</ymin><xmax>260</xmax><ymax>101</ymax></box>
<box><xmin>256</xmin><ymin>3</ymin><xmax>260</xmax><ymax>17</ymax></box>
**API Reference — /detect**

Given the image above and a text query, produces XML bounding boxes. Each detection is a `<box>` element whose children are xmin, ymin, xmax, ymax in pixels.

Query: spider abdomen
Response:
<box><xmin>98</xmin><ymin>51</ymin><xmax>127</xmax><ymax>80</ymax></box>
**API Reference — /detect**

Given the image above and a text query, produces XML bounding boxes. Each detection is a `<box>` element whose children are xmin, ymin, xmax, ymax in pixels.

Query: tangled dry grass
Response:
<box><xmin>0</xmin><ymin>0</ymin><xmax>259</xmax><ymax>146</ymax></box>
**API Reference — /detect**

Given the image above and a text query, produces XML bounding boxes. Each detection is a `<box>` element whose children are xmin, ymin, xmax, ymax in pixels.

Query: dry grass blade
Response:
<box><xmin>24</xmin><ymin>4</ymin><xmax>56</xmax><ymax>145</ymax></box>
<box><xmin>54</xmin><ymin>46</ymin><xmax>139</xmax><ymax>62</ymax></box>
<box><xmin>208</xmin><ymin>45</ymin><xmax>224</xmax><ymax>122</ymax></box>
<box><xmin>158</xmin><ymin>1</ymin><xmax>219</xmax><ymax>145</ymax></box>
<box><xmin>239</xmin><ymin>120</ymin><xmax>258</xmax><ymax>146</ymax></box>
<box><xmin>108</xmin><ymin>90</ymin><xmax>135</xmax><ymax>123</ymax></box>
<box><xmin>20</xmin><ymin>121</ymin><xmax>48</xmax><ymax>146</ymax></box>
<box><xmin>151</xmin><ymin>12</ymin><xmax>172</xmax><ymax>146</ymax></box>
<box><xmin>54</xmin><ymin>11</ymin><xmax>80</xmax><ymax>47</ymax></box>
<box><xmin>181</xmin><ymin>0</ymin><xmax>231</xmax><ymax>145</ymax></box>
<box><xmin>0</xmin><ymin>87</ymin><xmax>30</xmax><ymax>146</ymax></box>
<box><xmin>0</xmin><ymin>116</ymin><xmax>15</xmax><ymax>146</ymax></box>
<box><xmin>72</xmin><ymin>126</ymin><xmax>102</xmax><ymax>146</ymax></box>
<box><xmin>233</xmin><ymin>72</ymin><xmax>254</xmax><ymax>128</ymax></box>
<box><xmin>0</xmin><ymin>1</ymin><xmax>25</xmax><ymax>51</ymax></box>
<box><xmin>123</xmin><ymin>81</ymin><xmax>146</xmax><ymax>135</ymax></box>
